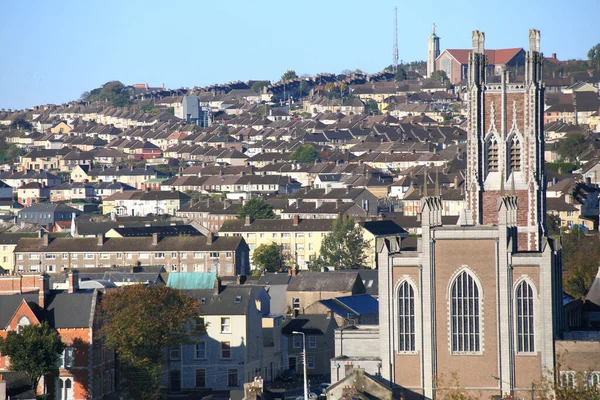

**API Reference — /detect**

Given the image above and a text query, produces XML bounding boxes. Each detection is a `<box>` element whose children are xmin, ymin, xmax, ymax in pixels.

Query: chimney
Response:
<box><xmin>454</xmin><ymin>175</ymin><xmax>459</xmax><ymax>188</ymax></box>
<box><xmin>207</xmin><ymin>232</ymin><xmax>215</xmax><ymax>245</ymax></box>
<box><xmin>214</xmin><ymin>277</ymin><xmax>222</xmax><ymax>295</ymax></box>
<box><xmin>552</xmin><ymin>52</ymin><xmax>557</xmax><ymax>59</ymax></box>
<box><xmin>42</xmin><ymin>232</ymin><xmax>49</xmax><ymax>247</ymax></box>
<box><xmin>293</xmin><ymin>215</ymin><xmax>300</xmax><ymax>226</ymax></box>
<box><xmin>67</xmin><ymin>270</ymin><xmax>79</xmax><ymax>294</ymax></box>
<box><xmin>336</xmin><ymin>199</ymin><xmax>343</xmax><ymax>209</ymax></box>
<box><xmin>346</xmin><ymin>184</ymin><xmax>352</xmax><ymax>195</ymax></box>
<box><xmin>97</xmin><ymin>233</ymin><xmax>105</xmax><ymax>246</ymax></box>
<box><xmin>37</xmin><ymin>274</ymin><xmax>49</xmax><ymax>308</ymax></box>
<box><xmin>245</xmin><ymin>215</ymin><xmax>252</xmax><ymax>226</ymax></box>
<box><xmin>152</xmin><ymin>232</ymin><xmax>159</xmax><ymax>245</ymax></box>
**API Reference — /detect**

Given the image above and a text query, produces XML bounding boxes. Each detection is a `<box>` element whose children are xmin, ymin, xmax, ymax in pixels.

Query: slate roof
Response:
<box><xmin>282</xmin><ymin>314</ymin><xmax>335</xmax><ymax>335</ymax></box>
<box><xmin>15</xmin><ymin>235</ymin><xmax>244</xmax><ymax>252</ymax></box>
<box><xmin>108</xmin><ymin>224</ymin><xmax>202</xmax><ymax>237</ymax></box>
<box><xmin>185</xmin><ymin>285</ymin><xmax>263</xmax><ymax>315</ymax></box>
<box><xmin>287</xmin><ymin>272</ymin><xmax>362</xmax><ymax>292</ymax></box>
<box><xmin>360</xmin><ymin>220</ymin><xmax>408</xmax><ymax>236</ymax></box>
<box><xmin>220</xmin><ymin>218</ymin><xmax>335</xmax><ymax>233</ymax></box>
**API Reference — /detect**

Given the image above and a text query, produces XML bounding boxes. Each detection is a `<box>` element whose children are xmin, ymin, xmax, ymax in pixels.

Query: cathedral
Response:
<box><xmin>378</xmin><ymin>29</ymin><xmax>563</xmax><ymax>399</ymax></box>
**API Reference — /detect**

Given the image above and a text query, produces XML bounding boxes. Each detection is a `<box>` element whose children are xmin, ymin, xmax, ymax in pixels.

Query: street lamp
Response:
<box><xmin>292</xmin><ymin>331</ymin><xmax>308</xmax><ymax>400</ymax></box>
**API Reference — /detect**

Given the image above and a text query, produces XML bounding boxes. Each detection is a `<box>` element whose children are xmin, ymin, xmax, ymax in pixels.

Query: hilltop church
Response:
<box><xmin>378</xmin><ymin>29</ymin><xmax>563</xmax><ymax>399</ymax></box>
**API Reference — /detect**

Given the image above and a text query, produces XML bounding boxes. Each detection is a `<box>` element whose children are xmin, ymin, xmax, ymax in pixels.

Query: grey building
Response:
<box><xmin>17</xmin><ymin>203</ymin><xmax>82</xmax><ymax>226</ymax></box>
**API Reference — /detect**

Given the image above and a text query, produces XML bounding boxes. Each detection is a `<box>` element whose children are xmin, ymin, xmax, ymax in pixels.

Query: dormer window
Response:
<box><xmin>16</xmin><ymin>316</ymin><xmax>30</xmax><ymax>334</ymax></box>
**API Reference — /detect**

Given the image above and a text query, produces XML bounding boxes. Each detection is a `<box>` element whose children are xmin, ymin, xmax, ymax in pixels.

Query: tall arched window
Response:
<box><xmin>508</xmin><ymin>135</ymin><xmax>522</xmax><ymax>173</ymax></box>
<box><xmin>486</xmin><ymin>136</ymin><xmax>499</xmax><ymax>173</ymax></box>
<box><xmin>398</xmin><ymin>281</ymin><xmax>415</xmax><ymax>352</ymax></box>
<box><xmin>450</xmin><ymin>270</ymin><xmax>481</xmax><ymax>353</ymax></box>
<box><xmin>516</xmin><ymin>280</ymin><xmax>535</xmax><ymax>353</ymax></box>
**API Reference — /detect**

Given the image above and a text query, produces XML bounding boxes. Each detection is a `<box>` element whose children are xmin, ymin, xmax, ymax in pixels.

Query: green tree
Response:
<box><xmin>237</xmin><ymin>197</ymin><xmax>275</xmax><ymax>220</ymax></box>
<box><xmin>281</xmin><ymin>70</ymin><xmax>298</xmax><ymax>82</ymax></box>
<box><xmin>299</xmin><ymin>80</ymin><xmax>310</xmax><ymax>97</ymax></box>
<box><xmin>562</xmin><ymin>226</ymin><xmax>600</xmax><ymax>299</ymax></box>
<box><xmin>99</xmin><ymin>285</ymin><xmax>202</xmax><ymax>400</ymax></box>
<box><xmin>291</xmin><ymin>144</ymin><xmax>320</xmax><ymax>163</ymax></box>
<box><xmin>0</xmin><ymin>322</ymin><xmax>65</xmax><ymax>395</ymax></box>
<box><xmin>547</xmin><ymin>214</ymin><xmax>561</xmax><ymax>236</ymax></box>
<box><xmin>367</xmin><ymin>100</ymin><xmax>380</xmax><ymax>115</ymax></box>
<box><xmin>312</xmin><ymin>217</ymin><xmax>368</xmax><ymax>270</ymax></box>
<box><xmin>253</xmin><ymin>242</ymin><xmax>289</xmax><ymax>272</ymax></box>
<box><xmin>394</xmin><ymin>68</ymin><xmax>407</xmax><ymax>82</ymax></box>
<box><xmin>0</xmin><ymin>140</ymin><xmax>23</xmax><ymax>161</ymax></box>
<box><xmin>557</xmin><ymin>133</ymin><xmax>588</xmax><ymax>162</ymax></box>
<box><xmin>10</xmin><ymin>118</ymin><xmax>33</xmax><ymax>131</ymax></box>
<box><xmin>588</xmin><ymin>43</ymin><xmax>600</xmax><ymax>70</ymax></box>
<box><xmin>251</xmin><ymin>80</ymin><xmax>270</xmax><ymax>93</ymax></box>
<box><xmin>431</xmin><ymin>70</ymin><xmax>448</xmax><ymax>81</ymax></box>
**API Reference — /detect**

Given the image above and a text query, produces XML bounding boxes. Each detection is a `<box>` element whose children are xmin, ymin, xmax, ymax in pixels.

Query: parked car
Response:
<box><xmin>319</xmin><ymin>383</ymin><xmax>331</xmax><ymax>394</ymax></box>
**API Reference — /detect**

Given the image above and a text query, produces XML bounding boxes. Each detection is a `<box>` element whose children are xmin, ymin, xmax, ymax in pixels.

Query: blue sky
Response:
<box><xmin>1</xmin><ymin>0</ymin><xmax>598</xmax><ymax>110</ymax></box>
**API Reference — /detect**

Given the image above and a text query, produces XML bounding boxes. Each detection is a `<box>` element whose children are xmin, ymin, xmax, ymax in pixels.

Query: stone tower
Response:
<box><xmin>426</xmin><ymin>24</ymin><xmax>440</xmax><ymax>78</ymax></box>
<box><xmin>465</xmin><ymin>29</ymin><xmax>546</xmax><ymax>251</ymax></box>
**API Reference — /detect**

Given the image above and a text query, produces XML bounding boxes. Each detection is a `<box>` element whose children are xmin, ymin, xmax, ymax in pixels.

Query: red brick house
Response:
<box><xmin>0</xmin><ymin>272</ymin><xmax>114</xmax><ymax>399</ymax></box>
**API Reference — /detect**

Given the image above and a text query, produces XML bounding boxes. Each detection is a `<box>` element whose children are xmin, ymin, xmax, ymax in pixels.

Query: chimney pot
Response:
<box><xmin>152</xmin><ymin>232</ymin><xmax>159</xmax><ymax>245</ymax></box>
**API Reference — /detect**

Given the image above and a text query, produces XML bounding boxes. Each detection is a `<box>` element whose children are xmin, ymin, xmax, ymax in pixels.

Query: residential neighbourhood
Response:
<box><xmin>1</xmin><ymin>7</ymin><xmax>600</xmax><ymax>400</ymax></box>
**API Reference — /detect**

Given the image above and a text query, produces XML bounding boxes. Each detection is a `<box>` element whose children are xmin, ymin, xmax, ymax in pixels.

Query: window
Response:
<box><xmin>29</xmin><ymin>254</ymin><xmax>40</xmax><ymax>260</ymax></box>
<box><xmin>195</xmin><ymin>369</ymin><xmax>206</xmax><ymax>388</ymax></box>
<box><xmin>17</xmin><ymin>254</ymin><xmax>23</xmax><ymax>260</ymax></box>
<box><xmin>292</xmin><ymin>297</ymin><xmax>300</xmax><ymax>310</ymax></box>
<box><xmin>46</xmin><ymin>265</ymin><xmax>55</xmax><ymax>273</ymax></box>
<box><xmin>171</xmin><ymin>252</ymin><xmax>177</xmax><ymax>258</ymax></box>
<box><xmin>307</xmin><ymin>356</ymin><xmax>315</xmax><ymax>369</ymax></box>
<box><xmin>221</xmin><ymin>317</ymin><xmax>231</xmax><ymax>333</ymax></box>
<box><xmin>45</xmin><ymin>254</ymin><xmax>56</xmax><ymax>260</ymax></box>
<box><xmin>272</xmin><ymin>233</ymin><xmax>277</xmax><ymax>238</ymax></box>
<box><xmin>100</xmin><ymin>253</ymin><xmax>109</xmax><ymax>259</ymax></box>
<box><xmin>486</xmin><ymin>135</ymin><xmax>499</xmax><ymax>173</ymax></box>
<box><xmin>362</xmin><ymin>199</ymin><xmax>369</xmax><ymax>210</ymax></box>
<box><xmin>16</xmin><ymin>316</ymin><xmax>30</xmax><ymax>334</ymax></box>
<box><xmin>195</xmin><ymin>342</ymin><xmax>206</xmax><ymax>359</ymax></box>
<box><xmin>309</xmin><ymin>243</ymin><xmax>314</xmax><ymax>251</ymax></box>
<box><xmin>210</xmin><ymin>252</ymin><xmax>220</xmax><ymax>258</ymax></box>
<box><xmin>155</xmin><ymin>252</ymin><xmax>165</xmax><ymax>259</ymax></box>
<box><xmin>84</xmin><ymin>253</ymin><xmax>94</xmax><ymax>260</ymax></box>
<box><xmin>228</xmin><ymin>369</ymin><xmax>238</xmax><ymax>387</ymax></box>
<box><xmin>62</xmin><ymin>253</ymin><xmax>68</xmax><ymax>259</ymax></box>
<box><xmin>508</xmin><ymin>135</ymin><xmax>522</xmax><ymax>172</ymax></box>
<box><xmin>170</xmin><ymin>264</ymin><xmax>177</xmax><ymax>272</ymax></box>
<box><xmin>59</xmin><ymin>347</ymin><xmax>74</xmax><ymax>368</ymax></box>
<box><xmin>296</xmin><ymin>243</ymin><xmax>304</xmax><ymax>251</ymax></box>
<box><xmin>72</xmin><ymin>254</ymin><xmax>78</xmax><ymax>259</ymax></box>
<box><xmin>170</xmin><ymin>348</ymin><xmax>180</xmax><ymax>360</ymax></box>
<box><xmin>308</xmin><ymin>335</ymin><xmax>317</xmax><ymax>348</ymax></box>
<box><xmin>139</xmin><ymin>253</ymin><xmax>149</xmax><ymax>259</ymax></box>
<box><xmin>221</xmin><ymin>341</ymin><xmax>231</xmax><ymax>359</ymax></box>
<box><xmin>516</xmin><ymin>281</ymin><xmax>535</xmax><ymax>353</ymax></box>
<box><xmin>561</xmin><ymin>372</ymin><xmax>575</xmax><ymax>389</ymax></box>
<box><xmin>282</xmin><ymin>233</ymin><xmax>290</xmax><ymax>238</ymax></box>
<box><xmin>588</xmin><ymin>372</ymin><xmax>600</xmax><ymax>389</ymax></box>
<box><xmin>247</xmin><ymin>233</ymin><xmax>255</xmax><ymax>238</ymax></box>
<box><xmin>226</xmin><ymin>252</ymin><xmax>232</xmax><ymax>258</ymax></box>
<box><xmin>295</xmin><ymin>233</ymin><xmax>304</xmax><ymax>238</ymax></box>
<box><xmin>450</xmin><ymin>270</ymin><xmax>481</xmax><ymax>353</ymax></box>
<box><xmin>281</xmin><ymin>244</ymin><xmax>290</xmax><ymax>251</ymax></box>
<box><xmin>293</xmin><ymin>335</ymin><xmax>302</xmax><ymax>349</ymax></box>
<box><xmin>398</xmin><ymin>281</ymin><xmax>416</xmax><ymax>352</ymax></box>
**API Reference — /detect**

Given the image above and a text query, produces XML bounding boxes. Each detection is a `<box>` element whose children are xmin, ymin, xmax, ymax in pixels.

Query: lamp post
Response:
<box><xmin>293</xmin><ymin>331</ymin><xmax>308</xmax><ymax>400</ymax></box>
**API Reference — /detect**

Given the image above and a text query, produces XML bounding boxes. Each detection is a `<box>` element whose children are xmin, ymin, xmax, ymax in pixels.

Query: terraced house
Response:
<box><xmin>14</xmin><ymin>232</ymin><xmax>250</xmax><ymax>276</ymax></box>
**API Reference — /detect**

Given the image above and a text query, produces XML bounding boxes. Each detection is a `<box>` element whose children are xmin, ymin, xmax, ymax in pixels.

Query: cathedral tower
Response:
<box><xmin>465</xmin><ymin>29</ymin><xmax>546</xmax><ymax>251</ymax></box>
<box><xmin>427</xmin><ymin>24</ymin><xmax>440</xmax><ymax>78</ymax></box>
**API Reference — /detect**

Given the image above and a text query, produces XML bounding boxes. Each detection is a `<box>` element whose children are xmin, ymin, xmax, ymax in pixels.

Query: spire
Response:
<box><xmin>432</xmin><ymin>23</ymin><xmax>436</xmax><ymax>35</ymax></box>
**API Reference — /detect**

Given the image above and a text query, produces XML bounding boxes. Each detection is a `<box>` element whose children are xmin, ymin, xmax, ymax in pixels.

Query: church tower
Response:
<box><xmin>427</xmin><ymin>24</ymin><xmax>440</xmax><ymax>78</ymax></box>
<box><xmin>377</xmin><ymin>30</ymin><xmax>561</xmax><ymax>400</ymax></box>
<box><xmin>465</xmin><ymin>29</ymin><xmax>546</xmax><ymax>251</ymax></box>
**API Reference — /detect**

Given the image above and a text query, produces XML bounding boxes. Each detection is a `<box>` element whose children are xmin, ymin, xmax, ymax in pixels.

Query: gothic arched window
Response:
<box><xmin>508</xmin><ymin>135</ymin><xmax>522</xmax><ymax>173</ymax></box>
<box><xmin>398</xmin><ymin>281</ymin><xmax>415</xmax><ymax>352</ymax></box>
<box><xmin>516</xmin><ymin>280</ymin><xmax>535</xmax><ymax>353</ymax></box>
<box><xmin>486</xmin><ymin>136</ymin><xmax>499</xmax><ymax>173</ymax></box>
<box><xmin>450</xmin><ymin>270</ymin><xmax>481</xmax><ymax>353</ymax></box>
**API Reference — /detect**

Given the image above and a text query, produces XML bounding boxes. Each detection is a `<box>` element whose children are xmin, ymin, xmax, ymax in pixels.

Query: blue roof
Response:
<box><xmin>319</xmin><ymin>294</ymin><xmax>378</xmax><ymax>317</ymax></box>
<box><xmin>167</xmin><ymin>272</ymin><xmax>216</xmax><ymax>290</ymax></box>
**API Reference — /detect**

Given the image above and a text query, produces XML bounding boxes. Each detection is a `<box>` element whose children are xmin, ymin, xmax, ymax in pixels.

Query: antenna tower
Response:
<box><xmin>392</xmin><ymin>6</ymin><xmax>399</xmax><ymax>72</ymax></box>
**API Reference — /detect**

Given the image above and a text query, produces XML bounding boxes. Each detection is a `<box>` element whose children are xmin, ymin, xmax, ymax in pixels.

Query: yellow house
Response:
<box><xmin>50</xmin><ymin>121</ymin><xmax>72</xmax><ymax>134</ymax></box>
<box><xmin>359</xmin><ymin>220</ymin><xmax>408</xmax><ymax>269</ymax></box>
<box><xmin>219</xmin><ymin>216</ymin><xmax>334</xmax><ymax>270</ymax></box>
